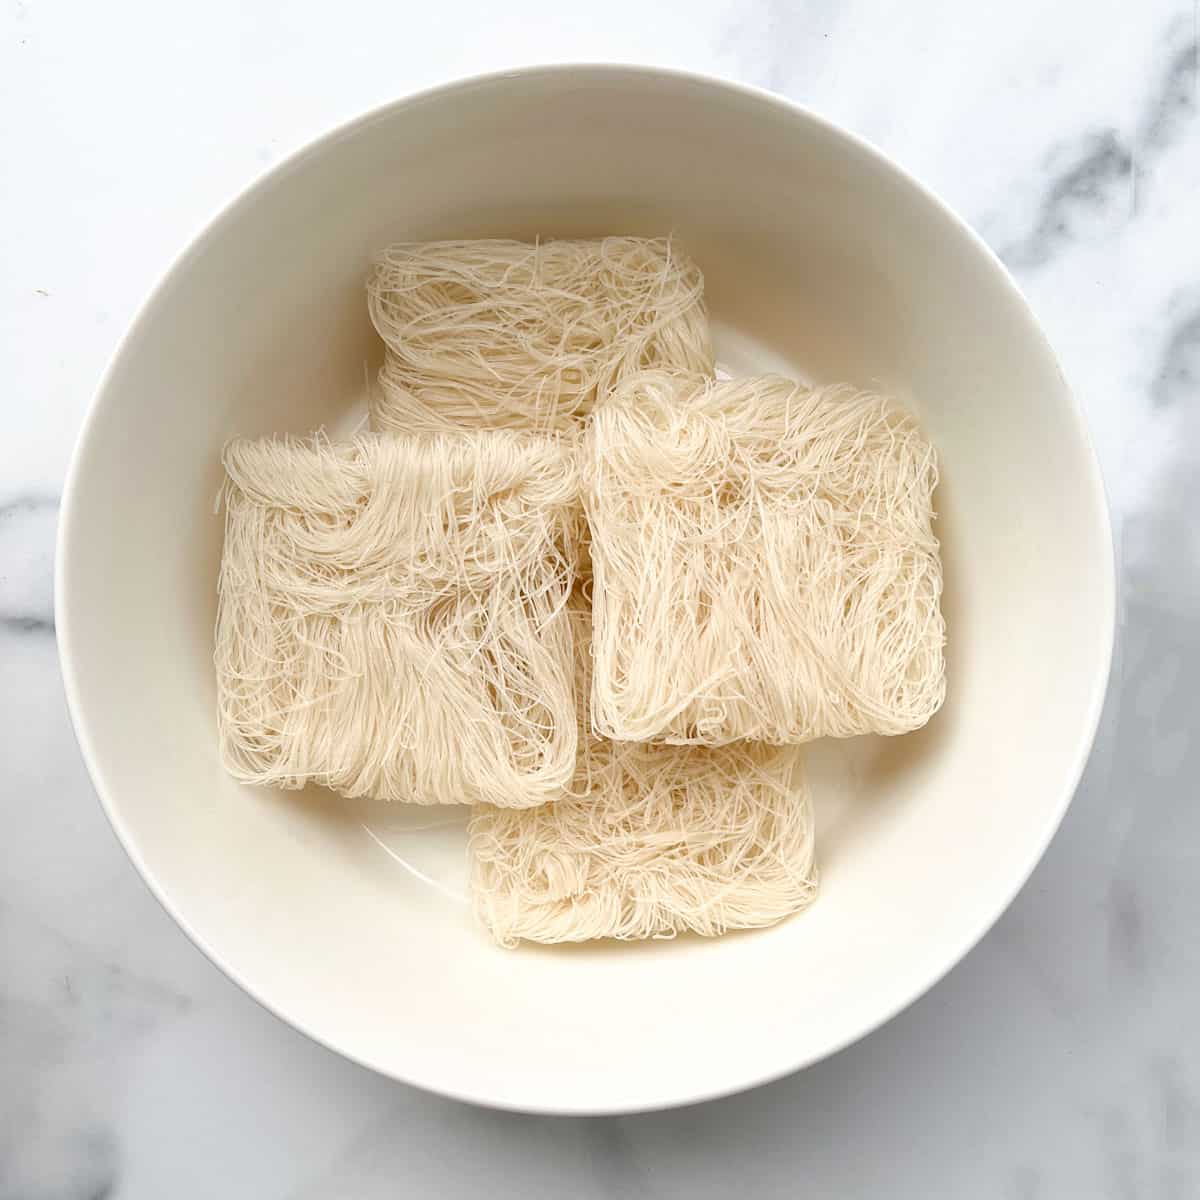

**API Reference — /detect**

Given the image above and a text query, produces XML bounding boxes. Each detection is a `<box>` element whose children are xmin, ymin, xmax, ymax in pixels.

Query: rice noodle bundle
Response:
<box><xmin>586</xmin><ymin>372</ymin><xmax>945</xmax><ymax>746</ymax></box>
<box><xmin>468</xmin><ymin>599</ymin><xmax>818</xmax><ymax>946</ymax></box>
<box><xmin>216</xmin><ymin>431</ymin><xmax>579</xmax><ymax>807</ymax></box>
<box><xmin>367</xmin><ymin>237</ymin><xmax>713</xmax><ymax>433</ymax></box>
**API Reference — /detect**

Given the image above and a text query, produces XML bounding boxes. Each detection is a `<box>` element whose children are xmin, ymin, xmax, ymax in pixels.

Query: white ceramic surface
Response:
<box><xmin>55</xmin><ymin>65</ymin><xmax>1113</xmax><ymax>1114</ymax></box>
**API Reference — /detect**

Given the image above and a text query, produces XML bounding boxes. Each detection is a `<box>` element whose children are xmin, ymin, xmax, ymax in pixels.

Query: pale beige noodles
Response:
<box><xmin>216</xmin><ymin>431</ymin><xmax>579</xmax><ymax>807</ymax></box>
<box><xmin>469</xmin><ymin>598</ymin><xmax>818</xmax><ymax>946</ymax></box>
<box><xmin>367</xmin><ymin>237</ymin><xmax>713</xmax><ymax>433</ymax></box>
<box><xmin>586</xmin><ymin>372</ymin><xmax>945</xmax><ymax>746</ymax></box>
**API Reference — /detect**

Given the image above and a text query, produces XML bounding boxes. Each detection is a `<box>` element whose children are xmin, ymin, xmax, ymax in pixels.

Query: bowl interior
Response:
<box><xmin>58</xmin><ymin>68</ymin><xmax>1113</xmax><ymax>1113</ymax></box>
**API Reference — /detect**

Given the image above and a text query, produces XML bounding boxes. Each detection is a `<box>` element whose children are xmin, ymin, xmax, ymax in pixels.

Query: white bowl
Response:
<box><xmin>56</xmin><ymin>65</ymin><xmax>1114</xmax><ymax>1114</ymax></box>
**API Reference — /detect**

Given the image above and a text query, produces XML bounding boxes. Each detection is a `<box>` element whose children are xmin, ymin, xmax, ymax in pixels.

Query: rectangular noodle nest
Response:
<box><xmin>468</xmin><ymin>599</ymin><xmax>818</xmax><ymax>946</ymax></box>
<box><xmin>216</xmin><ymin>431</ymin><xmax>580</xmax><ymax>808</ymax></box>
<box><xmin>367</xmin><ymin>237</ymin><xmax>714</xmax><ymax>434</ymax></box>
<box><xmin>585</xmin><ymin>372</ymin><xmax>946</xmax><ymax>746</ymax></box>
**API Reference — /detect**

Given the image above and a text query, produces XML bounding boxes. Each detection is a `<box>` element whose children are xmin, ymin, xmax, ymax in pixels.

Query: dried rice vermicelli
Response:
<box><xmin>468</xmin><ymin>598</ymin><xmax>818</xmax><ymax>946</ymax></box>
<box><xmin>586</xmin><ymin>372</ymin><xmax>946</xmax><ymax>746</ymax></box>
<box><xmin>216</xmin><ymin>430</ymin><xmax>579</xmax><ymax>807</ymax></box>
<box><xmin>367</xmin><ymin>237</ymin><xmax>713</xmax><ymax>434</ymax></box>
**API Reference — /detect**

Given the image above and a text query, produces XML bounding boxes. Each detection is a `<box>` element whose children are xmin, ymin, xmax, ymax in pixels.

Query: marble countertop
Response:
<box><xmin>4</xmin><ymin>1</ymin><xmax>1198</xmax><ymax>1195</ymax></box>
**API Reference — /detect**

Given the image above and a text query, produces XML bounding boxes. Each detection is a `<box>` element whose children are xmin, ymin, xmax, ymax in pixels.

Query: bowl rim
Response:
<box><xmin>54</xmin><ymin>61</ymin><xmax>1117</xmax><ymax>1115</ymax></box>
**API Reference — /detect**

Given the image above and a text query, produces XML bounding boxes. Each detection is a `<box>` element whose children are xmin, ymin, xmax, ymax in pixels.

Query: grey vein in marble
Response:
<box><xmin>1000</xmin><ymin>130</ymin><xmax>1134</xmax><ymax>268</ymax></box>
<box><xmin>1138</xmin><ymin>18</ymin><xmax>1200</xmax><ymax>151</ymax></box>
<box><xmin>0</xmin><ymin>495</ymin><xmax>58</xmax><ymax>634</ymax></box>
<box><xmin>1152</xmin><ymin>299</ymin><xmax>1200</xmax><ymax>408</ymax></box>
<box><xmin>1105</xmin><ymin>877</ymin><xmax>1147</xmax><ymax>976</ymax></box>
<box><xmin>1001</xmin><ymin>17</ymin><xmax>1197</xmax><ymax>269</ymax></box>
<box><xmin>0</xmin><ymin>904</ymin><xmax>189</xmax><ymax>1200</ymax></box>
